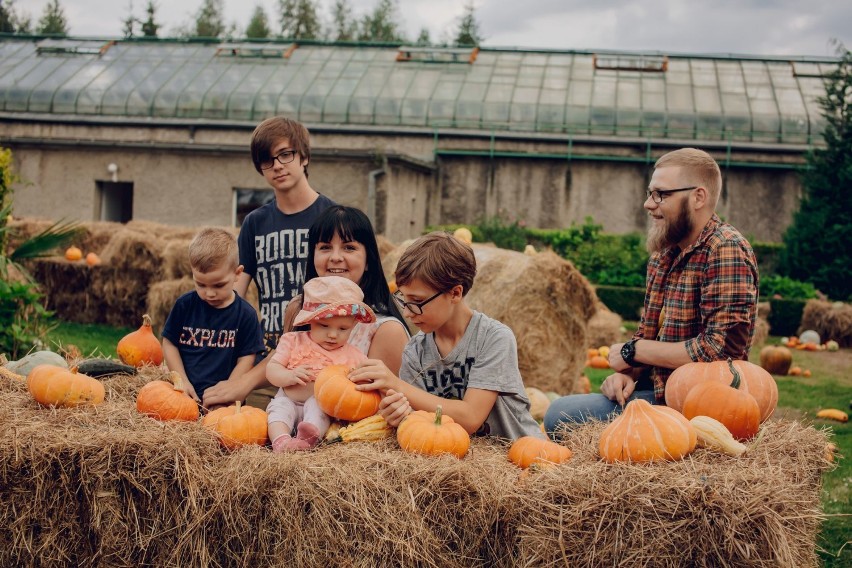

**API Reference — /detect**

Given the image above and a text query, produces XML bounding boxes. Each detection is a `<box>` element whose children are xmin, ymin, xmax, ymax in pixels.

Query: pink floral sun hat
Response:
<box><xmin>293</xmin><ymin>275</ymin><xmax>376</xmax><ymax>327</ymax></box>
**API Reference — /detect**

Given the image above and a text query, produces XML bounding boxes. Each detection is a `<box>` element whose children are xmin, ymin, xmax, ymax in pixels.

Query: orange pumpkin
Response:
<box><xmin>85</xmin><ymin>252</ymin><xmax>101</xmax><ymax>267</ymax></box>
<box><xmin>117</xmin><ymin>314</ymin><xmax>164</xmax><ymax>368</ymax></box>
<box><xmin>577</xmin><ymin>374</ymin><xmax>591</xmax><ymax>394</ymax></box>
<box><xmin>136</xmin><ymin>372</ymin><xmax>199</xmax><ymax>421</ymax></box>
<box><xmin>758</xmin><ymin>345</ymin><xmax>793</xmax><ymax>376</ymax></box>
<box><xmin>789</xmin><ymin>366</ymin><xmax>803</xmax><ymax>376</ymax></box>
<box><xmin>202</xmin><ymin>401</ymin><xmax>268</xmax><ymax>449</ymax></box>
<box><xmin>397</xmin><ymin>406</ymin><xmax>470</xmax><ymax>458</ymax></box>
<box><xmin>27</xmin><ymin>364</ymin><xmax>105</xmax><ymax>407</ymax></box>
<box><xmin>802</xmin><ymin>369</ymin><xmax>812</xmax><ymax>377</ymax></box>
<box><xmin>64</xmin><ymin>245</ymin><xmax>83</xmax><ymax>261</ymax></box>
<box><xmin>314</xmin><ymin>364</ymin><xmax>381</xmax><ymax>421</ymax></box>
<box><xmin>598</xmin><ymin>399</ymin><xmax>696</xmax><ymax>463</ymax></box>
<box><xmin>508</xmin><ymin>436</ymin><xmax>573</xmax><ymax>469</ymax></box>
<box><xmin>681</xmin><ymin>360</ymin><xmax>761</xmax><ymax>441</ymax></box>
<box><xmin>587</xmin><ymin>348</ymin><xmax>600</xmax><ymax>358</ymax></box>
<box><xmin>588</xmin><ymin>355</ymin><xmax>610</xmax><ymax>369</ymax></box>
<box><xmin>665</xmin><ymin>359</ymin><xmax>778</xmax><ymax>423</ymax></box>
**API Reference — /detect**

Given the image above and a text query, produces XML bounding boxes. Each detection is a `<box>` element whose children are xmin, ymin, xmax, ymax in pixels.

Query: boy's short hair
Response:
<box><xmin>395</xmin><ymin>232</ymin><xmax>476</xmax><ymax>296</ymax></box>
<box><xmin>189</xmin><ymin>228</ymin><xmax>238</xmax><ymax>273</ymax></box>
<box><xmin>250</xmin><ymin>116</ymin><xmax>311</xmax><ymax>175</ymax></box>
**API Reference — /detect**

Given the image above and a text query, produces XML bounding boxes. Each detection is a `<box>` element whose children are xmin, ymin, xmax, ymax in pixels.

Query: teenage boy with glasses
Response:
<box><xmin>545</xmin><ymin>147</ymin><xmax>759</xmax><ymax>434</ymax></box>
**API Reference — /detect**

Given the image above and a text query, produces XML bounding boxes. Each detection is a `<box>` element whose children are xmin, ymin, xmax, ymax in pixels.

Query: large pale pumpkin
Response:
<box><xmin>758</xmin><ymin>345</ymin><xmax>793</xmax><ymax>376</ymax></box>
<box><xmin>117</xmin><ymin>314</ymin><xmax>164</xmax><ymax>368</ymax></box>
<box><xmin>397</xmin><ymin>406</ymin><xmax>470</xmax><ymax>458</ymax></box>
<box><xmin>665</xmin><ymin>359</ymin><xmax>778</xmax><ymax>423</ymax></box>
<box><xmin>27</xmin><ymin>364</ymin><xmax>105</xmax><ymax>407</ymax></box>
<box><xmin>508</xmin><ymin>436</ymin><xmax>572</xmax><ymax>469</ymax></box>
<box><xmin>598</xmin><ymin>399</ymin><xmax>696</xmax><ymax>463</ymax></box>
<box><xmin>681</xmin><ymin>360</ymin><xmax>761</xmax><ymax>441</ymax></box>
<box><xmin>136</xmin><ymin>372</ymin><xmax>199</xmax><ymax>421</ymax></box>
<box><xmin>202</xmin><ymin>401</ymin><xmax>268</xmax><ymax>449</ymax></box>
<box><xmin>525</xmin><ymin>387</ymin><xmax>551</xmax><ymax>421</ymax></box>
<box><xmin>314</xmin><ymin>364</ymin><xmax>381</xmax><ymax>421</ymax></box>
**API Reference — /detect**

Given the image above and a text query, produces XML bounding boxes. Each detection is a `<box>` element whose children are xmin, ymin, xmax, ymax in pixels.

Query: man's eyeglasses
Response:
<box><xmin>646</xmin><ymin>186</ymin><xmax>697</xmax><ymax>203</ymax></box>
<box><xmin>259</xmin><ymin>150</ymin><xmax>298</xmax><ymax>170</ymax></box>
<box><xmin>393</xmin><ymin>290</ymin><xmax>444</xmax><ymax>315</ymax></box>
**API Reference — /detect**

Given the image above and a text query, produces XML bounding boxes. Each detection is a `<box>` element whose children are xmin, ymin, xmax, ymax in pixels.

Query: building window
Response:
<box><xmin>96</xmin><ymin>181</ymin><xmax>133</xmax><ymax>223</ymax></box>
<box><xmin>234</xmin><ymin>188</ymin><xmax>275</xmax><ymax>226</ymax></box>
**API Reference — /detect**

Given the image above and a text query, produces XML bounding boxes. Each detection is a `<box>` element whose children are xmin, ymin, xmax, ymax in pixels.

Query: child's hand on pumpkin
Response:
<box><xmin>348</xmin><ymin>359</ymin><xmax>399</xmax><ymax>392</ymax></box>
<box><xmin>267</xmin><ymin>363</ymin><xmax>312</xmax><ymax>388</ymax></box>
<box><xmin>181</xmin><ymin>377</ymin><xmax>201</xmax><ymax>403</ymax></box>
<box><xmin>378</xmin><ymin>389</ymin><xmax>412</xmax><ymax>427</ymax></box>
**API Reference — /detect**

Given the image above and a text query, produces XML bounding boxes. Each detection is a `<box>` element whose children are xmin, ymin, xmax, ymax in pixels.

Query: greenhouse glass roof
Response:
<box><xmin>0</xmin><ymin>36</ymin><xmax>839</xmax><ymax>144</ymax></box>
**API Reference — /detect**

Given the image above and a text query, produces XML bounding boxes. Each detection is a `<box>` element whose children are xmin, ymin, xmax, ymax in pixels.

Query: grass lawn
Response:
<box><xmin>44</xmin><ymin>321</ymin><xmax>851</xmax><ymax>566</ymax></box>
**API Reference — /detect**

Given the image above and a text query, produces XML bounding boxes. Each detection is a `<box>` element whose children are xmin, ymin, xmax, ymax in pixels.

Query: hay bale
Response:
<box><xmin>0</xmin><ymin>367</ymin><xmax>832</xmax><ymax>567</ymax></box>
<box><xmin>752</xmin><ymin>315</ymin><xmax>770</xmax><ymax>347</ymax></box>
<box><xmin>161</xmin><ymin>239</ymin><xmax>193</xmax><ymax>280</ymax></box>
<box><xmin>799</xmin><ymin>299</ymin><xmax>852</xmax><ymax>347</ymax></box>
<box><xmin>586</xmin><ymin>302</ymin><xmax>623</xmax><ymax>348</ymax></box>
<box><xmin>146</xmin><ymin>278</ymin><xmax>195</xmax><ymax>335</ymax></box>
<box><xmin>376</xmin><ymin>234</ymin><xmax>397</xmax><ymax>261</ymax></box>
<box><xmin>28</xmin><ymin>258</ymin><xmax>107</xmax><ymax>324</ymax></box>
<box><xmin>383</xmin><ymin>243</ymin><xmax>597</xmax><ymax>394</ymax></box>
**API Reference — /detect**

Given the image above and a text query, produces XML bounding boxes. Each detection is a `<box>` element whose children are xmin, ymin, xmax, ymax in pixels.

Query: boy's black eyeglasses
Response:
<box><xmin>646</xmin><ymin>186</ymin><xmax>697</xmax><ymax>203</ymax></box>
<box><xmin>393</xmin><ymin>290</ymin><xmax>444</xmax><ymax>315</ymax></box>
<box><xmin>259</xmin><ymin>150</ymin><xmax>298</xmax><ymax>170</ymax></box>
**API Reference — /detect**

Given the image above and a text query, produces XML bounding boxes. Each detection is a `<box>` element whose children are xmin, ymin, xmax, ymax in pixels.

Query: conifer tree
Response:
<box><xmin>780</xmin><ymin>45</ymin><xmax>852</xmax><ymax>300</ymax></box>
<box><xmin>36</xmin><ymin>0</ymin><xmax>68</xmax><ymax>35</ymax></box>
<box><xmin>195</xmin><ymin>0</ymin><xmax>224</xmax><ymax>38</ymax></box>
<box><xmin>140</xmin><ymin>0</ymin><xmax>159</xmax><ymax>37</ymax></box>
<box><xmin>357</xmin><ymin>0</ymin><xmax>403</xmax><ymax>42</ymax></box>
<box><xmin>277</xmin><ymin>0</ymin><xmax>320</xmax><ymax>40</ymax></box>
<box><xmin>454</xmin><ymin>1</ymin><xmax>483</xmax><ymax>46</ymax></box>
<box><xmin>246</xmin><ymin>4</ymin><xmax>270</xmax><ymax>39</ymax></box>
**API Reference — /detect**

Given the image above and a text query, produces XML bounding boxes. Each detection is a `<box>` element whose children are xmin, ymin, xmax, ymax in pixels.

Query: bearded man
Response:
<box><xmin>544</xmin><ymin>148</ymin><xmax>759</xmax><ymax>431</ymax></box>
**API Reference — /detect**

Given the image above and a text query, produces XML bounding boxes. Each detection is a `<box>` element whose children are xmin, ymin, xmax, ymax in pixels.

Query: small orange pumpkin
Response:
<box><xmin>396</xmin><ymin>406</ymin><xmax>470</xmax><ymax>458</ymax></box>
<box><xmin>681</xmin><ymin>360</ymin><xmax>761</xmax><ymax>441</ymax></box>
<box><xmin>314</xmin><ymin>364</ymin><xmax>381</xmax><ymax>421</ymax></box>
<box><xmin>85</xmin><ymin>252</ymin><xmax>101</xmax><ymax>267</ymax></box>
<box><xmin>27</xmin><ymin>364</ymin><xmax>105</xmax><ymax>407</ymax></box>
<box><xmin>802</xmin><ymin>369</ymin><xmax>812</xmax><ymax>377</ymax></box>
<box><xmin>64</xmin><ymin>245</ymin><xmax>83</xmax><ymax>261</ymax></box>
<box><xmin>202</xmin><ymin>401</ymin><xmax>268</xmax><ymax>449</ymax></box>
<box><xmin>665</xmin><ymin>359</ymin><xmax>778</xmax><ymax>423</ymax></box>
<box><xmin>598</xmin><ymin>399</ymin><xmax>696</xmax><ymax>463</ymax></box>
<box><xmin>508</xmin><ymin>436</ymin><xmax>572</xmax><ymax>469</ymax></box>
<box><xmin>587</xmin><ymin>348</ymin><xmax>599</xmax><ymax>359</ymax></box>
<box><xmin>789</xmin><ymin>366</ymin><xmax>803</xmax><ymax>376</ymax></box>
<box><xmin>136</xmin><ymin>372</ymin><xmax>199</xmax><ymax>421</ymax></box>
<box><xmin>588</xmin><ymin>355</ymin><xmax>610</xmax><ymax>369</ymax></box>
<box><xmin>117</xmin><ymin>314</ymin><xmax>164</xmax><ymax>368</ymax></box>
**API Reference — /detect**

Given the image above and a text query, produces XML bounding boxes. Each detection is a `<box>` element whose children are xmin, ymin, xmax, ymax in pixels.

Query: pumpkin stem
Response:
<box><xmin>235</xmin><ymin>400</ymin><xmax>242</xmax><ymax>414</ymax></box>
<box><xmin>726</xmin><ymin>358</ymin><xmax>741</xmax><ymax>389</ymax></box>
<box><xmin>434</xmin><ymin>405</ymin><xmax>444</xmax><ymax>426</ymax></box>
<box><xmin>141</xmin><ymin>313</ymin><xmax>153</xmax><ymax>328</ymax></box>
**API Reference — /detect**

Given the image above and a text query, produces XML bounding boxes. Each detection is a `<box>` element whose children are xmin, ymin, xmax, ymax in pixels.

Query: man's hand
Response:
<box><xmin>608</xmin><ymin>342</ymin><xmax>631</xmax><ymax>372</ymax></box>
<box><xmin>599</xmin><ymin>372</ymin><xmax>636</xmax><ymax>406</ymax></box>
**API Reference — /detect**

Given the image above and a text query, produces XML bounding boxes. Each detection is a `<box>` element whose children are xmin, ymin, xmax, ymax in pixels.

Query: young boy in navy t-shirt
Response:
<box><xmin>162</xmin><ymin>228</ymin><xmax>265</xmax><ymax>407</ymax></box>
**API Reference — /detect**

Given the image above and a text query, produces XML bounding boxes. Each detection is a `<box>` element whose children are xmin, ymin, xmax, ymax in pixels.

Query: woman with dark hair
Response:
<box><xmin>203</xmin><ymin>205</ymin><xmax>409</xmax><ymax>409</ymax></box>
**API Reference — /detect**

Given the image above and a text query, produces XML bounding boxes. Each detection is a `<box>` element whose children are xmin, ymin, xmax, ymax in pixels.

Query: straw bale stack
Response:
<box><xmin>161</xmin><ymin>239</ymin><xmax>193</xmax><ymax>280</ymax></box>
<box><xmin>0</xmin><ymin>367</ymin><xmax>832</xmax><ymax>567</ymax></box>
<box><xmin>28</xmin><ymin>258</ymin><xmax>106</xmax><ymax>323</ymax></box>
<box><xmin>799</xmin><ymin>299</ymin><xmax>852</xmax><ymax>347</ymax></box>
<box><xmin>383</xmin><ymin>242</ymin><xmax>597</xmax><ymax>394</ymax></box>
<box><xmin>146</xmin><ymin>278</ymin><xmax>195</xmax><ymax>335</ymax></box>
<box><xmin>586</xmin><ymin>302</ymin><xmax>624</xmax><ymax>348</ymax></box>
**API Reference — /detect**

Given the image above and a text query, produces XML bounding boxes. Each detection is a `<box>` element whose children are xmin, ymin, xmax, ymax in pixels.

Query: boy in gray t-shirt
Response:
<box><xmin>349</xmin><ymin>232</ymin><xmax>543</xmax><ymax>440</ymax></box>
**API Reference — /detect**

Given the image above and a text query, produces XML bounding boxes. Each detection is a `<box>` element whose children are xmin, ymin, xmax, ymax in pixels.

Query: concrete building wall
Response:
<box><xmin>3</xmin><ymin>118</ymin><xmax>808</xmax><ymax>244</ymax></box>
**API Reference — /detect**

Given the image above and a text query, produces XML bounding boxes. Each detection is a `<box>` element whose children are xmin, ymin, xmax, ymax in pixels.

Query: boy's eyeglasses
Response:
<box><xmin>646</xmin><ymin>186</ymin><xmax>697</xmax><ymax>203</ymax></box>
<box><xmin>393</xmin><ymin>290</ymin><xmax>444</xmax><ymax>315</ymax></box>
<box><xmin>259</xmin><ymin>150</ymin><xmax>298</xmax><ymax>170</ymax></box>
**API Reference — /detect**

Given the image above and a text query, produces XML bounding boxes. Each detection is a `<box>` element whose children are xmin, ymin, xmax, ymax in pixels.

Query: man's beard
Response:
<box><xmin>646</xmin><ymin>198</ymin><xmax>693</xmax><ymax>253</ymax></box>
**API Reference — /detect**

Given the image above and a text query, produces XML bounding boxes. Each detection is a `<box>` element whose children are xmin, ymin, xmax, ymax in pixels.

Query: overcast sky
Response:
<box><xmin>21</xmin><ymin>0</ymin><xmax>852</xmax><ymax>57</ymax></box>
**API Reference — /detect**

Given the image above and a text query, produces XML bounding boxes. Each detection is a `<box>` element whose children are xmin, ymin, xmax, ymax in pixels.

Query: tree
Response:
<box><xmin>357</xmin><ymin>0</ymin><xmax>403</xmax><ymax>42</ymax></box>
<box><xmin>780</xmin><ymin>45</ymin><xmax>852</xmax><ymax>300</ymax></box>
<box><xmin>277</xmin><ymin>0</ymin><xmax>320</xmax><ymax>40</ymax></box>
<box><xmin>415</xmin><ymin>28</ymin><xmax>431</xmax><ymax>46</ymax></box>
<box><xmin>245</xmin><ymin>4</ymin><xmax>270</xmax><ymax>39</ymax></box>
<box><xmin>0</xmin><ymin>0</ymin><xmax>14</xmax><ymax>33</ymax></box>
<box><xmin>330</xmin><ymin>0</ymin><xmax>356</xmax><ymax>42</ymax></box>
<box><xmin>36</xmin><ymin>0</ymin><xmax>68</xmax><ymax>35</ymax></box>
<box><xmin>194</xmin><ymin>0</ymin><xmax>224</xmax><ymax>38</ymax></box>
<box><xmin>121</xmin><ymin>0</ymin><xmax>135</xmax><ymax>38</ymax></box>
<box><xmin>453</xmin><ymin>0</ymin><xmax>483</xmax><ymax>47</ymax></box>
<box><xmin>140</xmin><ymin>0</ymin><xmax>159</xmax><ymax>37</ymax></box>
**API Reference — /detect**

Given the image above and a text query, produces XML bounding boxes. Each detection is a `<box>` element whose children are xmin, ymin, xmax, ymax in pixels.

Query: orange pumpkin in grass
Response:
<box><xmin>508</xmin><ymin>436</ymin><xmax>572</xmax><ymax>469</ymax></box>
<box><xmin>665</xmin><ymin>359</ymin><xmax>778</xmax><ymax>423</ymax></box>
<box><xmin>681</xmin><ymin>360</ymin><xmax>761</xmax><ymax>441</ymax></box>
<box><xmin>314</xmin><ymin>364</ymin><xmax>381</xmax><ymax>421</ymax></box>
<box><xmin>758</xmin><ymin>345</ymin><xmax>793</xmax><ymax>376</ymax></box>
<box><xmin>397</xmin><ymin>406</ymin><xmax>470</xmax><ymax>458</ymax></box>
<box><xmin>27</xmin><ymin>364</ymin><xmax>105</xmax><ymax>407</ymax></box>
<box><xmin>136</xmin><ymin>372</ymin><xmax>199</xmax><ymax>421</ymax></box>
<box><xmin>599</xmin><ymin>399</ymin><xmax>696</xmax><ymax>463</ymax></box>
<box><xmin>588</xmin><ymin>355</ymin><xmax>610</xmax><ymax>369</ymax></box>
<box><xmin>202</xmin><ymin>401</ymin><xmax>268</xmax><ymax>449</ymax></box>
<box><xmin>117</xmin><ymin>314</ymin><xmax>164</xmax><ymax>367</ymax></box>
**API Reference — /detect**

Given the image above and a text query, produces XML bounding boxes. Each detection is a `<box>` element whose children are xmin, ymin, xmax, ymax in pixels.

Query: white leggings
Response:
<box><xmin>266</xmin><ymin>389</ymin><xmax>331</xmax><ymax>436</ymax></box>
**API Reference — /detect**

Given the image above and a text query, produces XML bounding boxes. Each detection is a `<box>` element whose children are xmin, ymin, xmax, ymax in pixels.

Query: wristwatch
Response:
<box><xmin>621</xmin><ymin>338</ymin><xmax>639</xmax><ymax>367</ymax></box>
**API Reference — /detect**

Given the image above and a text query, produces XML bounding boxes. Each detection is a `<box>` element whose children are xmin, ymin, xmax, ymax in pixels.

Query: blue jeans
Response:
<box><xmin>543</xmin><ymin>391</ymin><xmax>658</xmax><ymax>438</ymax></box>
